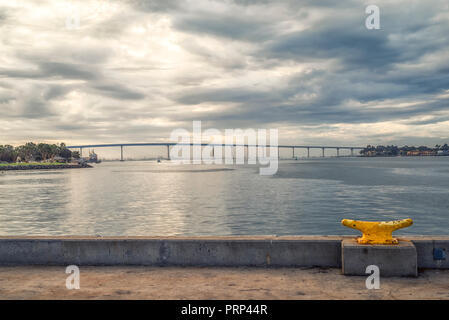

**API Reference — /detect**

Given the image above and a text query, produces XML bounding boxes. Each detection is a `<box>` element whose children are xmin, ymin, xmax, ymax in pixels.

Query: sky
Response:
<box><xmin>1</xmin><ymin>0</ymin><xmax>449</xmax><ymax>149</ymax></box>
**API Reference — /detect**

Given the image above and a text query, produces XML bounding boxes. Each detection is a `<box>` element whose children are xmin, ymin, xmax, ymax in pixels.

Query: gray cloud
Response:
<box><xmin>126</xmin><ymin>0</ymin><xmax>181</xmax><ymax>12</ymax></box>
<box><xmin>40</xmin><ymin>62</ymin><xmax>99</xmax><ymax>80</ymax></box>
<box><xmin>173</xmin><ymin>13</ymin><xmax>277</xmax><ymax>42</ymax></box>
<box><xmin>167</xmin><ymin>1</ymin><xmax>449</xmax><ymax>132</ymax></box>
<box><xmin>91</xmin><ymin>82</ymin><xmax>145</xmax><ymax>100</ymax></box>
<box><xmin>43</xmin><ymin>85</ymin><xmax>74</xmax><ymax>100</ymax></box>
<box><xmin>1</xmin><ymin>0</ymin><xmax>449</xmax><ymax>146</ymax></box>
<box><xmin>0</xmin><ymin>62</ymin><xmax>98</xmax><ymax>80</ymax></box>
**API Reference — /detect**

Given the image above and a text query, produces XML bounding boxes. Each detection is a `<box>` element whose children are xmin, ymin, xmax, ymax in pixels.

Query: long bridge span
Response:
<box><xmin>67</xmin><ymin>143</ymin><xmax>365</xmax><ymax>161</ymax></box>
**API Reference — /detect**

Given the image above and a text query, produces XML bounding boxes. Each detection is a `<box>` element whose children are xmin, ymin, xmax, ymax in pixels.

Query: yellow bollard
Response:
<box><xmin>341</xmin><ymin>218</ymin><xmax>413</xmax><ymax>244</ymax></box>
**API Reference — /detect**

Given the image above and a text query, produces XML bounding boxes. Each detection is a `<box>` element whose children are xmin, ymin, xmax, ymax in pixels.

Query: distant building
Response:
<box><xmin>406</xmin><ymin>150</ymin><xmax>436</xmax><ymax>156</ymax></box>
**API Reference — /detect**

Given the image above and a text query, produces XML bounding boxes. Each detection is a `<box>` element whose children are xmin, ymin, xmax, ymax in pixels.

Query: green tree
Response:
<box><xmin>16</xmin><ymin>142</ymin><xmax>40</xmax><ymax>162</ymax></box>
<box><xmin>58</xmin><ymin>143</ymin><xmax>72</xmax><ymax>159</ymax></box>
<box><xmin>37</xmin><ymin>143</ymin><xmax>53</xmax><ymax>161</ymax></box>
<box><xmin>0</xmin><ymin>145</ymin><xmax>16</xmax><ymax>162</ymax></box>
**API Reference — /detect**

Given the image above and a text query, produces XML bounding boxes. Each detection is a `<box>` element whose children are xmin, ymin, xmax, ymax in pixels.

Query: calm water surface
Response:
<box><xmin>0</xmin><ymin>157</ymin><xmax>448</xmax><ymax>236</ymax></box>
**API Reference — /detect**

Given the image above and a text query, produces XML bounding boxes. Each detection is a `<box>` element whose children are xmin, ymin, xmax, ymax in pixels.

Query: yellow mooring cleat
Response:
<box><xmin>341</xmin><ymin>218</ymin><xmax>413</xmax><ymax>244</ymax></box>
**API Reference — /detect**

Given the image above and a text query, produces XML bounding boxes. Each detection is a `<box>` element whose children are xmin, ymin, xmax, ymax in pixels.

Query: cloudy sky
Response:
<box><xmin>1</xmin><ymin>0</ymin><xmax>449</xmax><ymax>148</ymax></box>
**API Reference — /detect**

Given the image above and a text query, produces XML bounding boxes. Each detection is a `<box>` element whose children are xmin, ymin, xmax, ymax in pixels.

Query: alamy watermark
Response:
<box><xmin>66</xmin><ymin>265</ymin><xmax>80</xmax><ymax>290</ymax></box>
<box><xmin>365</xmin><ymin>265</ymin><xmax>380</xmax><ymax>289</ymax></box>
<box><xmin>169</xmin><ymin>121</ymin><xmax>279</xmax><ymax>175</ymax></box>
<box><xmin>365</xmin><ymin>5</ymin><xmax>380</xmax><ymax>30</ymax></box>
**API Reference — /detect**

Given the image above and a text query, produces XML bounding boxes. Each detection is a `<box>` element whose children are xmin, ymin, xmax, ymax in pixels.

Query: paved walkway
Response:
<box><xmin>0</xmin><ymin>266</ymin><xmax>448</xmax><ymax>299</ymax></box>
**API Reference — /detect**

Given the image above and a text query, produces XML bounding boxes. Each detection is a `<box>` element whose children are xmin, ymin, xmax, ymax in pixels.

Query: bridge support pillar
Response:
<box><xmin>307</xmin><ymin>147</ymin><xmax>310</xmax><ymax>158</ymax></box>
<box><xmin>337</xmin><ymin>148</ymin><xmax>340</xmax><ymax>157</ymax></box>
<box><xmin>292</xmin><ymin>147</ymin><xmax>295</xmax><ymax>159</ymax></box>
<box><xmin>322</xmin><ymin>147</ymin><xmax>325</xmax><ymax>157</ymax></box>
<box><xmin>167</xmin><ymin>145</ymin><xmax>170</xmax><ymax>160</ymax></box>
<box><xmin>351</xmin><ymin>148</ymin><xmax>354</xmax><ymax>156</ymax></box>
<box><xmin>120</xmin><ymin>145</ymin><xmax>124</xmax><ymax>161</ymax></box>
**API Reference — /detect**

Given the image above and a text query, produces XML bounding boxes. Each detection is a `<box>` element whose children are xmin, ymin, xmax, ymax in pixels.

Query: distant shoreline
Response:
<box><xmin>360</xmin><ymin>155</ymin><xmax>449</xmax><ymax>158</ymax></box>
<box><xmin>0</xmin><ymin>163</ymin><xmax>92</xmax><ymax>171</ymax></box>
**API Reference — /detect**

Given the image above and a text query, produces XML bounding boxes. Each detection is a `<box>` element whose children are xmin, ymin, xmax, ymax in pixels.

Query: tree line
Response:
<box><xmin>0</xmin><ymin>143</ymin><xmax>80</xmax><ymax>163</ymax></box>
<box><xmin>360</xmin><ymin>144</ymin><xmax>449</xmax><ymax>156</ymax></box>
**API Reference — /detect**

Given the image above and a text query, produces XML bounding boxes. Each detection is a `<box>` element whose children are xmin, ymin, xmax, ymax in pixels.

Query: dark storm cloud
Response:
<box><xmin>266</xmin><ymin>25</ymin><xmax>403</xmax><ymax>70</ymax></box>
<box><xmin>0</xmin><ymin>59</ymin><xmax>146</xmax><ymax>103</ymax></box>
<box><xmin>176</xmin><ymin>96</ymin><xmax>449</xmax><ymax>129</ymax></box>
<box><xmin>40</xmin><ymin>62</ymin><xmax>99</xmax><ymax>80</ymax></box>
<box><xmin>20</xmin><ymin>100</ymin><xmax>57</xmax><ymax>119</ymax></box>
<box><xmin>230</xmin><ymin>0</ymin><xmax>359</xmax><ymax>9</ymax></box>
<box><xmin>91</xmin><ymin>83</ymin><xmax>145</xmax><ymax>100</ymax></box>
<box><xmin>175</xmin><ymin>86</ymin><xmax>281</xmax><ymax>105</ymax></box>
<box><xmin>173</xmin><ymin>65</ymin><xmax>449</xmax><ymax>126</ymax></box>
<box><xmin>126</xmin><ymin>0</ymin><xmax>181</xmax><ymax>12</ymax></box>
<box><xmin>0</xmin><ymin>62</ymin><xmax>98</xmax><ymax>80</ymax></box>
<box><xmin>173</xmin><ymin>13</ymin><xmax>276</xmax><ymax>42</ymax></box>
<box><xmin>43</xmin><ymin>85</ymin><xmax>74</xmax><ymax>100</ymax></box>
<box><xmin>265</xmin><ymin>13</ymin><xmax>445</xmax><ymax>71</ymax></box>
<box><xmin>167</xmin><ymin>1</ymin><xmax>449</xmax><ymax>130</ymax></box>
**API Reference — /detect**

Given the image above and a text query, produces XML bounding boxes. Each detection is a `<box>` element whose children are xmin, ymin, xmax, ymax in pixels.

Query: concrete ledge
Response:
<box><xmin>342</xmin><ymin>239</ymin><xmax>417</xmax><ymax>277</ymax></box>
<box><xmin>0</xmin><ymin>236</ymin><xmax>447</xmax><ymax>269</ymax></box>
<box><xmin>401</xmin><ymin>236</ymin><xmax>449</xmax><ymax>269</ymax></box>
<box><xmin>0</xmin><ymin>236</ymin><xmax>342</xmax><ymax>267</ymax></box>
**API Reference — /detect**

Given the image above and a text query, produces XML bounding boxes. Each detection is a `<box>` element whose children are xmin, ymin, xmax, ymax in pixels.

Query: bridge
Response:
<box><xmin>67</xmin><ymin>142</ymin><xmax>365</xmax><ymax>161</ymax></box>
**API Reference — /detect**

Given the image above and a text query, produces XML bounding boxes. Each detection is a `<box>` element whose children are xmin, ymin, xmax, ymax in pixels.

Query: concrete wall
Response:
<box><xmin>403</xmin><ymin>236</ymin><xmax>449</xmax><ymax>269</ymax></box>
<box><xmin>0</xmin><ymin>236</ymin><xmax>447</xmax><ymax>268</ymax></box>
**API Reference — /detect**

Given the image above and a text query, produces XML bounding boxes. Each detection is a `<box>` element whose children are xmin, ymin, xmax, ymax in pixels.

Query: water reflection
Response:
<box><xmin>0</xmin><ymin>157</ymin><xmax>448</xmax><ymax>235</ymax></box>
